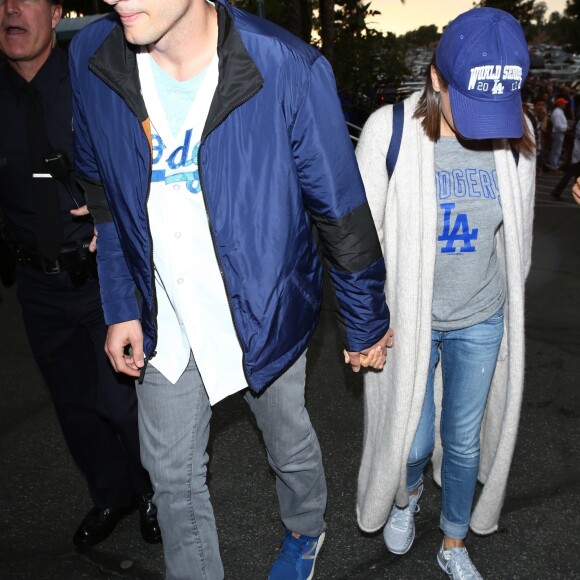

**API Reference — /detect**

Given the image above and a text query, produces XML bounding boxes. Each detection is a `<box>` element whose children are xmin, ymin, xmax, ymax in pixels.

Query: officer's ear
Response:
<box><xmin>51</xmin><ymin>2</ymin><xmax>63</xmax><ymax>30</ymax></box>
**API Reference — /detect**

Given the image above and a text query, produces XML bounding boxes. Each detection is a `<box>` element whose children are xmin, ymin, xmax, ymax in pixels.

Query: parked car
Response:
<box><xmin>544</xmin><ymin>50</ymin><xmax>573</xmax><ymax>64</ymax></box>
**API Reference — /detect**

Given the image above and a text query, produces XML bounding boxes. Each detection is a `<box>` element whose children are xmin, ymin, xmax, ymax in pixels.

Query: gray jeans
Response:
<box><xmin>136</xmin><ymin>351</ymin><xmax>326</xmax><ymax>580</ymax></box>
<box><xmin>548</xmin><ymin>131</ymin><xmax>565</xmax><ymax>170</ymax></box>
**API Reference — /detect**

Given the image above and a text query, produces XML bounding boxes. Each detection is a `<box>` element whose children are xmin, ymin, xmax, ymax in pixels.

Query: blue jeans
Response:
<box><xmin>407</xmin><ymin>308</ymin><xmax>504</xmax><ymax>540</ymax></box>
<box><xmin>136</xmin><ymin>351</ymin><xmax>326</xmax><ymax>580</ymax></box>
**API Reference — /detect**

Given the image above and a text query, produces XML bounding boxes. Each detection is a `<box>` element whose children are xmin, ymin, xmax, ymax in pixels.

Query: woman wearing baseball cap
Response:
<box><xmin>356</xmin><ymin>8</ymin><xmax>535</xmax><ymax>579</ymax></box>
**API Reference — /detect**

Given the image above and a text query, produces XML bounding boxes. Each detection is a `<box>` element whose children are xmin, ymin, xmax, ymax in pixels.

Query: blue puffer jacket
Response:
<box><xmin>69</xmin><ymin>0</ymin><xmax>389</xmax><ymax>392</ymax></box>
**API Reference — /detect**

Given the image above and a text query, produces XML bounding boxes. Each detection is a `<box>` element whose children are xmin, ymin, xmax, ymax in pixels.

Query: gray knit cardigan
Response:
<box><xmin>355</xmin><ymin>91</ymin><xmax>536</xmax><ymax>535</ymax></box>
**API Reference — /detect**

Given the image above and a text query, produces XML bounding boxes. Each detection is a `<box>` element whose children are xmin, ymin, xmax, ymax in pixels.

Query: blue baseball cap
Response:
<box><xmin>435</xmin><ymin>7</ymin><xmax>530</xmax><ymax>140</ymax></box>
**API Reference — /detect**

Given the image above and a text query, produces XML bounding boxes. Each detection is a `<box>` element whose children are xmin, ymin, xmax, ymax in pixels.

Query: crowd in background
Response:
<box><xmin>522</xmin><ymin>76</ymin><xmax>579</xmax><ymax>176</ymax></box>
<box><xmin>342</xmin><ymin>70</ymin><xmax>580</xmax><ymax>178</ymax></box>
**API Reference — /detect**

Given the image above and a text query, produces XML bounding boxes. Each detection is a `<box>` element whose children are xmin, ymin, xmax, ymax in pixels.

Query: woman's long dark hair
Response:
<box><xmin>413</xmin><ymin>56</ymin><xmax>535</xmax><ymax>156</ymax></box>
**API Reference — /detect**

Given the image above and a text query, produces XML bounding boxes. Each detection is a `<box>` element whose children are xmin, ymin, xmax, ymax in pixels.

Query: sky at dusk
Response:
<box><xmin>368</xmin><ymin>0</ymin><xmax>569</xmax><ymax>36</ymax></box>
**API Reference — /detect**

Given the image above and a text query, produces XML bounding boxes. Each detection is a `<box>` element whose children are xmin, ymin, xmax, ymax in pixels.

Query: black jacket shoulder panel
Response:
<box><xmin>88</xmin><ymin>20</ymin><xmax>148</xmax><ymax>122</ymax></box>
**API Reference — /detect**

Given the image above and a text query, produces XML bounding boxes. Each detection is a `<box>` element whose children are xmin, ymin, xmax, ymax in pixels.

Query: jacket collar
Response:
<box><xmin>88</xmin><ymin>23</ymin><xmax>147</xmax><ymax>121</ymax></box>
<box><xmin>205</xmin><ymin>0</ymin><xmax>263</xmax><ymax>138</ymax></box>
<box><xmin>88</xmin><ymin>0</ymin><xmax>263</xmax><ymax>136</ymax></box>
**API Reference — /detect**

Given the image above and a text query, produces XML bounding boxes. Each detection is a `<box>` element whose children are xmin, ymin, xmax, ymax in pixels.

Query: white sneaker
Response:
<box><xmin>383</xmin><ymin>484</ymin><xmax>423</xmax><ymax>555</ymax></box>
<box><xmin>437</xmin><ymin>541</ymin><xmax>483</xmax><ymax>579</ymax></box>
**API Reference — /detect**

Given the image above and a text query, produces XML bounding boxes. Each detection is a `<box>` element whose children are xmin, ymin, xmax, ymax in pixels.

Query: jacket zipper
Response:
<box><xmin>88</xmin><ymin>65</ymin><xmax>158</xmax><ymax>359</ymax></box>
<box><xmin>197</xmin><ymin>87</ymin><xmax>262</xmax><ymax>389</ymax></box>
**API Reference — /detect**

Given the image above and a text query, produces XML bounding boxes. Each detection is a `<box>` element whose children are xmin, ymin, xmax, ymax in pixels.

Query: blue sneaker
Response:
<box><xmin>268</xmin><ymin>529</ymin><xmax>326</xmax><ymax>580</ymax></box>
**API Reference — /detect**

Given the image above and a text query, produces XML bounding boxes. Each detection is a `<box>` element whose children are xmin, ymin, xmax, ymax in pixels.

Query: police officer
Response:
<box><xmin>0</xmin><ymin>0</ymin><xmax>160</xmax><ymax>549</ymax></box>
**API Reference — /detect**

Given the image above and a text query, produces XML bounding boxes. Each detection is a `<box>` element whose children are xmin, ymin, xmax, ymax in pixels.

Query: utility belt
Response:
<box><xmin>16</xmin><ymin>237</ymin><xmax>98</xmax><ymax>285</ymax></box>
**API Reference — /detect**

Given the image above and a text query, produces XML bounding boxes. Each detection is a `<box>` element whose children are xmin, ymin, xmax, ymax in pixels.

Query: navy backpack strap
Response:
<box><xmin>386</xmin><ymin>101</ymin><xmax>404</xmax><ymax>179</ymax></box>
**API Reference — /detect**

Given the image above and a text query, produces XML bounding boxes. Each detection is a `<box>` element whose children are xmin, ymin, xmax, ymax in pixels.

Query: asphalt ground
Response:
<box><xmin>1</xmin><ymin>172</ymin><xmax>579</xmax><ymax>579</ymax></box>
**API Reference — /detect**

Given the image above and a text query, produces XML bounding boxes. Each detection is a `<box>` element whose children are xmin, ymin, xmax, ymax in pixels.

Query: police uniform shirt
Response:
<box><xmin>0</xmin><ymin>48</ymin><xmax>92</xmax><ymax>251</ymax></box>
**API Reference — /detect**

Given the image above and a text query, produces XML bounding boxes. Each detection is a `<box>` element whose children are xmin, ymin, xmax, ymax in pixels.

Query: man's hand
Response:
<box><xmin>572</xmin><ymin>177</ymin><xmax>580</xmax><ymax>206</ymax></box>
<box><xmin>105</xmin><ymin>320</ymin><xmax>145</xmax><ymax>378</ymax></box>
<box><xmin>344</xmin><ymin>327</ymin><xmax>394</xmax><ymax>373</ymax></box>
<box><xmin>70</xmin><ymin>204</ymin><xmax>90</xmax><ymax>217</ymax></box>
<box><xmin>70</xmin><ymin>205</ymin><xmax>97</xmax><ymax>251</ymax></box>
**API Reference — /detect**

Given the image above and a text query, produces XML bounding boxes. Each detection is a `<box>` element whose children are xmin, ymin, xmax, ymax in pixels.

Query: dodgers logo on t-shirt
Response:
<box><xmin>150</xmin><ymin>129</ymin><xmax>201</xmax><ymax>194</ymax></box>
<box><xmin>431</xmin><ymin>137</ymin><xmax>505</xmax><ymax>330</ymax></box>
<box><xmin>435</xmin><ymin>167</ymin><xmax>500</xmax><ymax>254</ymax></box>
<box><xmin>438</xmin><ymin>202</ymin><xmax>478</xmax><ymax>253</ymax></box>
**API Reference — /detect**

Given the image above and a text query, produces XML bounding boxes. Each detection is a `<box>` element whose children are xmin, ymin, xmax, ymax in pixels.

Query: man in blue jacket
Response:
<box><xmin>70</xmin><ymin>0</ymin><xmax>392</xmax><ymax>578</ymax></box>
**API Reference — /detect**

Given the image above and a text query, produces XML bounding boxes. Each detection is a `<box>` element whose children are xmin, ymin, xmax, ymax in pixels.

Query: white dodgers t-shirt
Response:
<box><xmin>137</xmin><ymin>50</ymin><xmax>247</xmax><ymax>404</ymax></box>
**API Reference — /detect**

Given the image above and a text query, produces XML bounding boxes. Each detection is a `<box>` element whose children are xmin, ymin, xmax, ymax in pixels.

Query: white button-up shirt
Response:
<box><xmin>137</xmin><ymin>52</ymin><xmax>247</xmax><ymax>404</ymax></box>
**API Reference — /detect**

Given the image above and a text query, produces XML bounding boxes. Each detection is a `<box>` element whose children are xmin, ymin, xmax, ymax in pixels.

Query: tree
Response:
<box><xmin>564</xmin><ymin>0</ymin><xmax>580</xmax><ymax>19</ymax></box>
<box><xmin>531</xmin><ymin>0</ymin><xmax>547</xmax><ymax>25</ymax></box>
<box><xmin>525</xmin><ymin>1</ymin><xmax>547</xmax><ymax>39</ymax></box>
<box><xmin>61</xmin><ymin>0</ymin><xmax>114</xmax><ymax>15</ymax></box>
<box><xmin>232</xmin><ymin>0</ymin><xmax>311</xmax><ymax>42</ymax></box>
<box><xmin>264</xmin><ymin>0</ymin><xmax>312</xmax><ymax>42</ymax></box>
<box><xmin>564</xmin><ymin>0</ymin><xmax>580</xmax><ymax>50</ymax></box>
<box><xmin>319</xmin><ymin>0</ymin><xmax>335</xmax><ymax>61</ymax></box>
<box><xmin>400</xmin><ymin>24</ymin><xmax>439</xmax><ymax>48</ymax></box>
<box><xmin>474</xmin><ymin>0</ymin><xmax>538</xmax><ymax>35</ymax></box>
<box><xmin>320</xmin><ymin>0</ymin><xmax>405</xmax><ymax>63</ymax></box>
<box><xmin>331</xmin><ymin>1</ymin><xmax>408</xmax><ymax>121</ymax></box>
<box><xmin>542</xmin><ymin>0</ymin><xmax>580</xmax><ymax>52</ymax></box>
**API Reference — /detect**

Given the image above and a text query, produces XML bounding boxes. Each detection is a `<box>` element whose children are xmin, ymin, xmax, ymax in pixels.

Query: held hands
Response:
<box><xmin>105</xmin><ymin>320</ymin><xmax>145</xmax><ymax>378</ymax></box>
<box><xmin>572</xmin><ymin>177</ymin><xmax>580</xmax><ymax>206</ymax></box>
<box><xmin>344</xmin><ymin>327</ymin><xmax>394</xmax><ymax>373</ymax></box>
